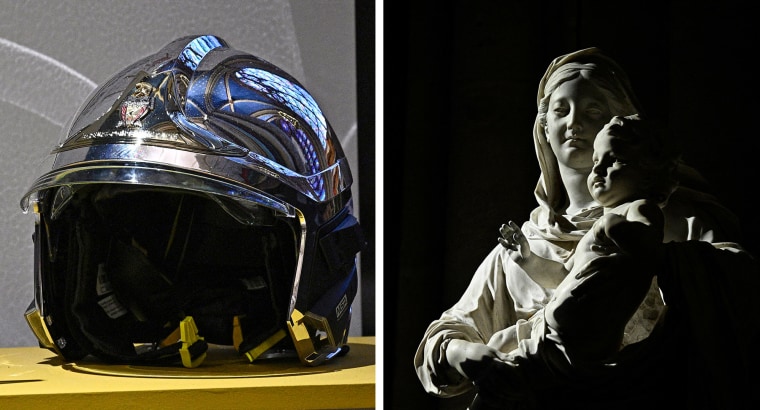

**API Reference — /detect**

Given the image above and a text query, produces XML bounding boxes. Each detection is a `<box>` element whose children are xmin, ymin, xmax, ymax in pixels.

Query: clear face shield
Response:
<box><xmin>22</xmin><ymin>176</ymin><xmax>359</xmax><ymax>367</ymax></box>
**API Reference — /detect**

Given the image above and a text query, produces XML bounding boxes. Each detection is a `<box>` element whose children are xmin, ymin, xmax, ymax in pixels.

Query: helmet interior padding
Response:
<box><xmin>59</xmin><ymin>185</ymin><xmax>297</xmax><ymax>363</ymax></box>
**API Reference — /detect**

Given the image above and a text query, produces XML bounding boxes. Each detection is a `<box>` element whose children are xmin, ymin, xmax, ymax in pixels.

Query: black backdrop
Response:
<box><xmin>383</xmin><ymin>1</ymin><xmax>760</xmax><ymax>409</ymax></box>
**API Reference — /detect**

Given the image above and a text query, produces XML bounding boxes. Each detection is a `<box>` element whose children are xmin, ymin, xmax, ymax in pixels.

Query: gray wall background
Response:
<box><xmin>0</xmin><ymin>0</ymin><xmax>363</xmax><ymax>347</ymax></box>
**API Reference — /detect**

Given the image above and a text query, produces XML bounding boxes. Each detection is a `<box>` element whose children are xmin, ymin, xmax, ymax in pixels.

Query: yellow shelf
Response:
<box><xmin>0</xmin><ymin>336</ymin><xmax>375</xmax><ymax>409</ymax></box>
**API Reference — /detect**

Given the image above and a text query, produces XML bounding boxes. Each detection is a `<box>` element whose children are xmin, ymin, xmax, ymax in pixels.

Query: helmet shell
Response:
<box><xmin>21</xmin><ymin>34</ymin><xmax>364</xmax><ymax>367</ymax></box>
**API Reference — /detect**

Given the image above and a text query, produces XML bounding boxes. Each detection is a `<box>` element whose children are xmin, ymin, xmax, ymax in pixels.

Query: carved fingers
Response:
<box><xmin>499</xmin><ymin>221</ymin><xmax>530</xmax><ymax>261</ymax></box>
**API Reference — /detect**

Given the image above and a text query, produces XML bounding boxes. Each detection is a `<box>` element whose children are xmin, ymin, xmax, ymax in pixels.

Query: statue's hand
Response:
<box><xmin>445</xmin><ymin>339</ymin><xmax>509</xmax><ymax>381</ymax></box>
<box><xmin>470</xmin><ymin>356</ymin><xmax>534</xmax><ymax>408</ymax></box>
<box><xmin>499</xmin><ymin>220</ymin><xmax>531</xmax><ymax>262</ymax></box>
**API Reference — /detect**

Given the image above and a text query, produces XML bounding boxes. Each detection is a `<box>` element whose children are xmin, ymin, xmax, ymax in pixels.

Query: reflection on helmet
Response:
<box><xmin>20</xmin><ymin>34</ymin><xmax>365</xmax><ymax>368</ymax></box>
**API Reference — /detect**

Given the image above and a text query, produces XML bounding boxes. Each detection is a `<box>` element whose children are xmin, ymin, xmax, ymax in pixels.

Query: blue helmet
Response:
<box><xmin>20</xmin><ymin>34</ymin><xmax>364</xmax><ymax>368</ymax></box>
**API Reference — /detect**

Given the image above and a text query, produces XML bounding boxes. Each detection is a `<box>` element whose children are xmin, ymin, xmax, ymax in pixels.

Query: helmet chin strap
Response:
<box><xmin>69</xmin><ymin>188</ymin><xmax>301</xmax><ymax>367</ymax></box>
<box><xmin>66</xmin><ymin>213</ymin><xmax>209</xmax><ymax>367</ymax></box>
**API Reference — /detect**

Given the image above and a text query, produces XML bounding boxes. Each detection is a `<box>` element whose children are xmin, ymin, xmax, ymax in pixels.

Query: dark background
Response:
<box><xmin>382</xmin><ymin>1</ymin><xmax>760</xmax><ymax>408</ymax></box>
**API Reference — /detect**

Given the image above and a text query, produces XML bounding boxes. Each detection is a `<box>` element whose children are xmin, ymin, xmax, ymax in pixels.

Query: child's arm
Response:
<box><xmin>601</xmin><ymin>199</ymin><xmax>665</xmax><ymax>259</ymax></box>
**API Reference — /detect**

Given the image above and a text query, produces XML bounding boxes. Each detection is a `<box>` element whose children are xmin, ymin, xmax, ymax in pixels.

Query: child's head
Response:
<box><xmin>588</xmin><ymin>114</ymin><xmax>680</xmax><ymax>208</ymax></box>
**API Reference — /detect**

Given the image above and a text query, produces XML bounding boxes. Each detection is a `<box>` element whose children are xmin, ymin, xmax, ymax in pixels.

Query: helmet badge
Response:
<box><xmin>117</xmin><ymin>82</ymin><xmax>155</xmax><ymax>128</ymax></box>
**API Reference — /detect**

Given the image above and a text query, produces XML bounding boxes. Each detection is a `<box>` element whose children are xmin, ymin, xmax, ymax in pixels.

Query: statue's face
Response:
<box><xmin>545</xmin><ymin>77</ymin><xmax>613</xmax><ymax>171</ymax></box>
<box><xmin>587</xmin><ymin>128</ymin><xmax>645</xmax><ymax>207</ymax></box>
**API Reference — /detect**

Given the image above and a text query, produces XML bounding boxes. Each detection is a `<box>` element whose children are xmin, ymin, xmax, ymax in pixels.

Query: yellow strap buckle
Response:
<box><xmin>287</xmin><ymin>309</ymin><xmax>343</xmax><ymax>366</ymax></box>
<box><xmin>179</xmin><ymin>316</ymin><xmax>206</xmax><ymax>368</ymax></box>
